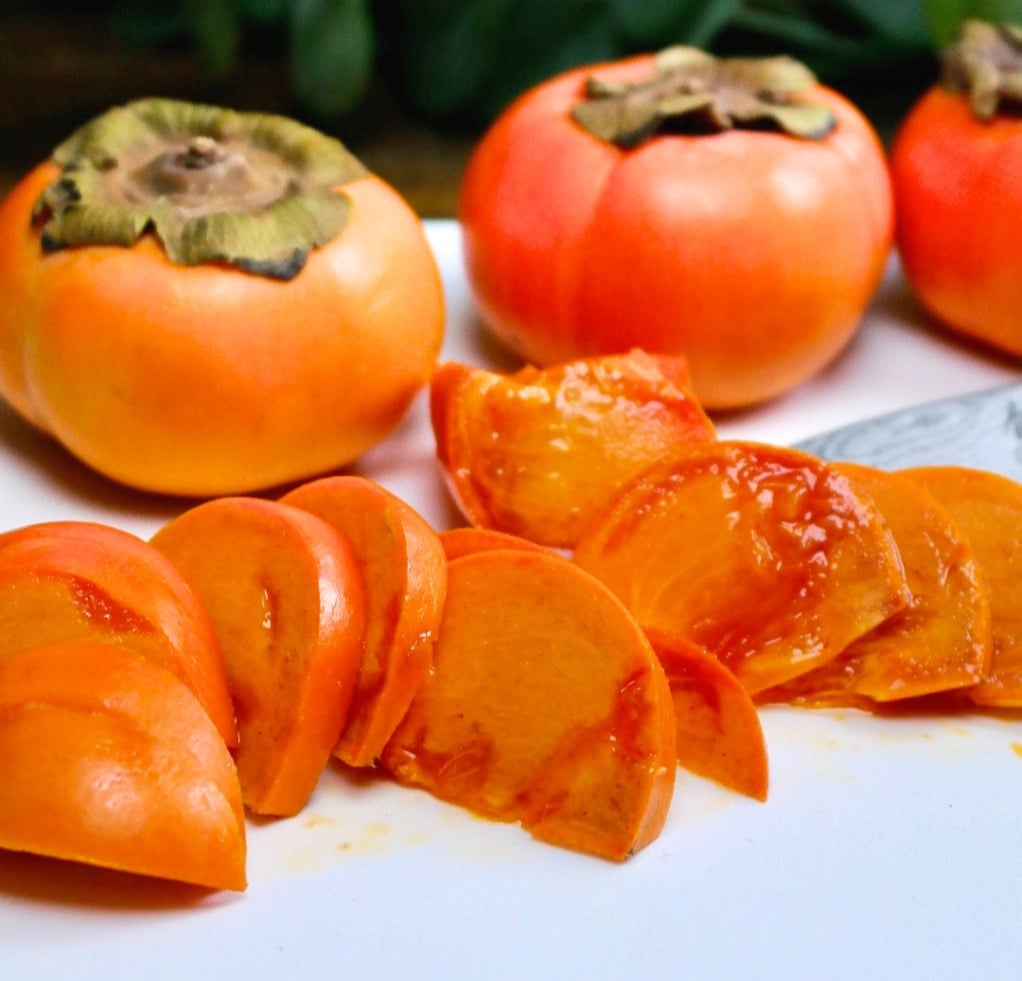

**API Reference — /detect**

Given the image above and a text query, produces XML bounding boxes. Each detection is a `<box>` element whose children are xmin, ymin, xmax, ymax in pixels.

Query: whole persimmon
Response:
<box><xmin>459</xmin><ymin>46</ymin><xmax>893</xmax><ymax>409</ymax></box>
<box><xmin>0</xmin><ymin>99</ymin><xmax>444</xmax><ymax>495</ymax></box>
<box><xmin>890</xmin><ymin>20</ymin><xmax>1022</xmax><ymax>356</ymax></box>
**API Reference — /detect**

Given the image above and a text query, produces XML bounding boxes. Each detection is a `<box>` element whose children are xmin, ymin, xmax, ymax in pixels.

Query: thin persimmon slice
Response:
<box><xmin>0</xmin><ymin>640</ymin><xmax>246</xmax><ymax>891</ymax></box>
<box><xmin>381</xmin><ymin>548</ymin><xmax>676</xmax><ymax>861</ymax></box>
<box><xmin>762</xmin><ymin>462</ymin><xmax>992</xmax><ymax>707</ymax></box>
<box><xmin>280</xmin><ymin>475</ymin><xmax>446</xmax><ymax>768</ymax></box>
<box><xmin>438</xmin><ymin>526</ymin><xmax>553</xmax><ymax>561</ymax></box>
<box><xmin>899</xmin><ymin>465</ymin><xmax>1022</xmax><ymax>707</ymax></box>
<box><xmin>573</xmin><ymin>441</ymin><xmax>910</xmax><ymax>695</ymax></box>
<box><xmin>0</xmin><ymin>520</ymin><xmax>237</xmax><ymax>747</ymax></box>
<box><xmin>431</xmin><ymin>349</ymin><xmax>715</xmax><ymax>549</ymax></box>
<box><xmin>151</xmin><ymin>497</ymin><xmax>366</xmax><ymax>816</ymax></box>
<box><xmin>644</xmin><ymin>627</ymin><xmax>768</xmax><ymax>802</ymax></box>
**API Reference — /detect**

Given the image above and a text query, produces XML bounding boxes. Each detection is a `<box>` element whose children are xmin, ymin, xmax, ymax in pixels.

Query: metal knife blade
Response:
<box><xmin>793</xmin><ymin>382</ymin><xmax>1022</xmax><ymax>480</ymax></box>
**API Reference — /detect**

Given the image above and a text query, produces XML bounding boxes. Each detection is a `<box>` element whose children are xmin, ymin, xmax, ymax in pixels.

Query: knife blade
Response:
<box><xmin>793</xmin><ymin>382</ymin><xmax>1022</xmax><ymax>480</ymax></box>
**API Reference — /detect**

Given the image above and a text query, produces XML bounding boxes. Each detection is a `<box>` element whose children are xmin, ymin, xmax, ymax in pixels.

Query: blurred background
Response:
<box><xmin>1</xmin><ymin>0</ymin><xmax>1020</xmax><ymax>216</ymax></box>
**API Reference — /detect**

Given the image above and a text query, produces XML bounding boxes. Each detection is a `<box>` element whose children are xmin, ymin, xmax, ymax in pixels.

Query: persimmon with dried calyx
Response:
<box><xmin>761</xmin><ymin>463</ymin><xmax>992</xmax><ymax>708</ymax></box>
<box><xmin>0</xmin><ymin>98</ymin><xmax>443</xmax><ymax>495</ymax></box>
<box><xmin>151</xmin><ymin>497</ymin><xmax>367</xmax><ymax>816</ymax></box>
<box><xmin>890</xmin><ymin>21</ymin><xmax>1022</xmax><ymax>356</ymax></box>
<box><xmin>280</xmin><ymin>476</ymin><xmax>447</xmax><ymax>768</ymax></box>
<box><xmin>460</xmin><ymin>46</ymin><xmax>892</xmax><ymax>409</ymax></box>
<box><xmin>900</xmin><ymin>465</ymin><xmax>1022</xmax><ymax>707</ymax></box>
<box><xmin>573</xmin><ymin>441</ymin><xmax>910</xmax><ymax>695</ymax></box>
<box><xmin>381</xmin><ymin>548</ymin><xmax>676</xmax><ymax>861</ymax></box>
<box><xmin>431</xmin><ymin>349</ymin><xmax>715</xmax><ymax>548</ymax></box>
<box><xmin>0</xmin><ymin>640</ymin><xmax>246</xmax><ymax>891</ymax></box>
<box><xmin>0</xmin><ymin>519</ymin><xmax>237</xmax><ymax>748</ymax></box>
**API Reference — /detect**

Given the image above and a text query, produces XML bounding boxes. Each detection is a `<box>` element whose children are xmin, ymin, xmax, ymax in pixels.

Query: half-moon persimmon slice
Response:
<box><xmin>762</xmin><ymin>462</ymin><xmax>992</xmax><ymax>706</ymax></box>
<box><xmin>380</xmin><ymin>548</ymin><xmax>676</xmax><ymax>861</ymax></box>
<box><xmin>900</xmin><ymin>465</ymin><xmax>1022</xmax><ymax>707</ymax></box>
<box><xmin>573</xmin><ymin>441</ymin><xmax>910</xmax><ymax>694</ymax></box>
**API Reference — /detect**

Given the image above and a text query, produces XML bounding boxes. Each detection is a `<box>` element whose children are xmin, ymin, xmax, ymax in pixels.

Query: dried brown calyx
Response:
<box><xmin>32</xmin><ymin>98</ymin><xmax>368</xmax><ymax>280</ymax></box>
<box><xmin>570</xmin><ymin>46</ymin><xmax>836</xmax><ymax>149</ymax></box>
<box><xmin>941</xmin><ymin>19</ymin><xmax>1022</xmax><ymax>121</ymax></box>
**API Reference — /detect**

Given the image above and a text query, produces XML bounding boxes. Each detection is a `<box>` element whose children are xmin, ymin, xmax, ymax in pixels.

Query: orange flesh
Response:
<box><xmin>899</xmin><ymin>465</ymin><xmax>1022</xmax><ymax>707</ymax></box>
<box><xmin>280</xmin><ymin>476</ymin><xmax>447</xmax><ymax>768</ymax></box>
<box><xmin>645</xmin><ymin>627</ymin><xmax>768</xmax><ymax>801</ymax></box>
<box><xmin>0</xmin><ymin>641</ymin><xmax>246</xmax><ymax>891</ymax></box>
<box><xmin>430</xmin><ymin>350</ymin><xmax>715</xmax><ymax>549</ymax></box>
<box><xmin>763</xmin><ymin>463</ymin><xmax>992</xmax><ymax>706</ymax></box>
<box><xmin>573</xmin><ymin>441</ymin><xmax>910</xmax><ymax>694</ymax></box>
<box><xmin>381</xmin><ymin>549</ymin><xmax>676</xmax><ymax>861</ymax></box>
<box><xmin>0</xmin><ymin>520</ymin><xmax>236</xmax><ymax>747</ymax></box>
<box><xmin>438</xmin><ymin>526</ymin><xmax>554</xmax><ymax>561</ymax></box>
<box><xmin>151</xmin><ymin>498</ymin><xmax>366</xmax><ymax>816</ymax></box>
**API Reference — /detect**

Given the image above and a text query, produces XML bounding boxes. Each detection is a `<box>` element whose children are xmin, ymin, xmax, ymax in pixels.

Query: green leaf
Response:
<box><xmin>288</xmin><ymin>0</ymin><xmax>376</xmax><ymax>118</ymax></box>
<box><xmin>833</xmin><ymin>0</ymin><xmax>933</xmax><ymax>47</ymax></box>
<box><xmin>237</xmin><ymin>0</ymin><xmax>288</xmax><ymax>26</ymax></box>
<box><xmin>610</xmin><ymin>0</ymin><xmax>743</xmax><ymax>48</ymax></box>
<box><xmin>923</xmin><ymin>0</ymin><xmax>1022</xmax><ymax>46</ymax></box>
<box><xmin>182</xmin><ymin>0</ymin><xmax>240</xmax><ymax>75</ymax></box>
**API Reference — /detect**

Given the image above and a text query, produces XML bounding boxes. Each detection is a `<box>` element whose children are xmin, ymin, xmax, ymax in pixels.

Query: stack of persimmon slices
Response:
<box><xmin>431</xmin><ymin>350</ymin><xmax>1022</xmax><ymax>716</ymax></box>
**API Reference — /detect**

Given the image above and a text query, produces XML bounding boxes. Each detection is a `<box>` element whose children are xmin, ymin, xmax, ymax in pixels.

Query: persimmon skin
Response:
<box><xmin>460</xmin><ymin>55</ymin><xmax>893</xmax><ymax>409</ymax></box>
<box><xmin>890</xmin><ymin>86</ymin><xmax>1022</xmax><ymax>356</ymax></box>
<box><xmin>0</xmin><ymin>162</ymin><xmax>444</xmax><ymax>495</ymax></box>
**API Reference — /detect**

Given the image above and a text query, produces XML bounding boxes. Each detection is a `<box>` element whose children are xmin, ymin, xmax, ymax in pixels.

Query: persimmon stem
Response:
<box><xmin>942</xmin><ymin>20</ymin><xmax>1022</xmax><ymax>121</ymax></box>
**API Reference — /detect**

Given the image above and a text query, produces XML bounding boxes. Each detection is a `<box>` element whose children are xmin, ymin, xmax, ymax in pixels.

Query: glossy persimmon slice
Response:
<box><xmin>431</xmin><ymin>349</ymin><xmax>715</xmax><ymax>548</ymax></box>
<box><xmin>762</xmin><ymin>462</ymin><xmax>992</xmax><ymax>706</ymax></box>
<box><xmin>644</xmin><ymin>627</ymin><xmax>768</xmax><ymax>801</ymax></box>
<box><xmin>0</xmin><ymin>640</ymin><xmax>246</xmax><ymax>891</ymax></box>
<box><xmin>900</xmin><ymin>465</ymin><xmax>1022</xmax><ymax>707</ymax></box>
<box><xmin>381</xmin><ymin>548</ymin><xmax>676</xmax><ymax>861</ymax></box>
<box><xmin>151</xmin><ymin>497</ymin><xmax>366</xmax><ymax>816</ymax></box>
<box><xmin>280</xmin><ymin>475</ymin><xmax>446</xmax><ymax>768</ymax></box>
<box><xmin>0</xmin><ymin>520</ymin><xmax>237</xmax><ymax>747</ymax></box>
<box><xmin>437</xmin><ymin>526</ymin><xmax>553</xmax><ymax>562</ymax></box>
<box><xmin>573</xmin><ymin>441</ymin><xmax>910</xmax><ymax>694</ymax></box>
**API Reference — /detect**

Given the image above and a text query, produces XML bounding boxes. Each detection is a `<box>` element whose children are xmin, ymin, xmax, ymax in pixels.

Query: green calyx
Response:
<box><xmin>941</xmin><ymin>20</ymin><xmax>1022</xmax><ymax>121</ymax></box>
<box><xmin>570</xmin><ymin>46</ymin><xmax>836</xmax><ymax>150</ymax></box>
<box><xmin>33</xmin><ymin>98</ymin><xmax>368</xmax><ymax>280</ymax></box>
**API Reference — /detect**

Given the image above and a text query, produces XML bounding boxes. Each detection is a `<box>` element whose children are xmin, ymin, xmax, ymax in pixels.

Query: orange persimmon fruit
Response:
<box><xmin>0</xmin><ymin>640</ymin><xmax>246</xmax><ymax>891</ymax></box>
<box><xmin>0</xmin><ymin>520</ymin><xmax>236</xmax><ymax>747</ymax></box>
<box><xmin>0</xmin><ymin>98</ymin><xmax>443</xmax><ymax>495</ymax></box>
<box><xmin>761</xmin><ymin>463</ymin><xmax>992</xmax><ymax>707</ymax></box>
<box><xmin>431</xmin><ymin>349</ymin><xmax>715</xmax><ymax>548</ymax></box>
<box><xmin>900</xmin><ymin>465</ymin><xmax>1022</xmax><ymax>707</ymax></box>
<box><xmin>438</xmin><ymin>526</ymin><xmax>554</xmax><ymax>562</ymax></box>
<box><xmin>279</xmin><ymin>476</ymin><xmax>447</xmax><ymax>768</ymax></box>
<box><xmin>151</xmin><ymin>497</ymin><xmax>366</xmax><ymax>816</ymax></box>
<box><xmin>381</xmin><ymin>548</ymin><xmax>676</xmax><ymax>861</ymax></box>
<box><xmin>644</xmin><ymin>627</ymin><xmax>768</xmax><ymax>802</ymax></box>
<box><xmin>460</xmin><ymin>46</ymin><xmax>893</xmax><ymax>408</ymax></box>
<box><xmin>573</xmin><ymin>441</ymin><xmax>910</xmax><ymax>695</ymax></box>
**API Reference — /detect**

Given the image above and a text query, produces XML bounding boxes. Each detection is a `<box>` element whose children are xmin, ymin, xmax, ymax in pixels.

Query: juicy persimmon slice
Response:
<box><xmin>280</xmin><ymin>475</ymin><xmax>446</xmax><ymax>768</ymax></box>
<box><xmin>762</xmin><ymin>463</ymin><xmax>992</xmax><ymax>707</ymax></box>
<box><xmin>899</xmin><ymin>465</ymin><xmax>1022</xmax><ymax>707</ymax></box>
<box><xmin>644</xmin><ymin>627</ymin><xmax>768</xmax><ymax>802</ymax></box>
<box><xmin>151</xmin><ymin>498</ymin><xmax>366</xmax><ymax>816</ymax></box>
<box><xmin>573</xmin><ymin>441</ymin><xmax>910</xmax><ymax>695</ymax></box>
<box><xmin>0</xmin><ymin>640</ymin><xmax>246</xmax><ymax>891</ymax></box>
<box><xmin>430</xmin><ymin>349</ymin><xmax>715</xmax><ymax>549</ymax></box>
<box><xmin>380</xmin><ymin>549</ymin><xmax>676</xmax><ymax>861</ymax></box>
<box><xmin>438</xmin><ymin>526</ymin><xmax>553</xmax><ymax>562</ymax></box>
<box><xmin>0</xmin><ymin>520</ymin><xmax>237</xmax><ymax>747</ymax></box>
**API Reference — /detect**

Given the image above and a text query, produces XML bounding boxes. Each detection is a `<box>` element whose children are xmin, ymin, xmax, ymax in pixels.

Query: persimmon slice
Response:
<box><xmin>431</xmin><ymin>349</ymin><xmax>715</xmax><ymax>548</ymax></box>
<box><xmin>573</xmin><ymin>441</ymin><xmax>910</xmax><ymax>694</ymax></box>
<box><xmin>0</xmin><ymin>640</ymin><xmax>246</xmax><ymax>891</ymax></box>
<box><xmin>644</xmin><ymin>628</ymin><xmax>768</xmax><ymax>801</ymax></box>
<box><xmin>381</xmin><ymin>549</ymin><xmax>676</xmax><ymax>861</ymax></box>
<box><xmin>762</xmin><ymin>463</ymin><xmax>992</xmax><ymax>706</ymax></box>
<box><xmin>280</xmin><ymin>476</ymin><xmax>446</xmax><ymax>767</ymax></box>
<box><xmin>151</xmin><ymin>498</ymin><xmax>366</xmax><ymax>816</ymax></box>
<box><xmin>438</xmin><ymin>526</ymin><xmax>553</xmax><ymax>561</ymax></box>
<box><xmin>0</xmin><ymin>520</ymin><xmax>236</xmax><ymax>747</ymax></box>
<box><xmin>900</xmin><ymin>465</ymin><xmax>1022</xmax><ymax>707</ymax></box>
